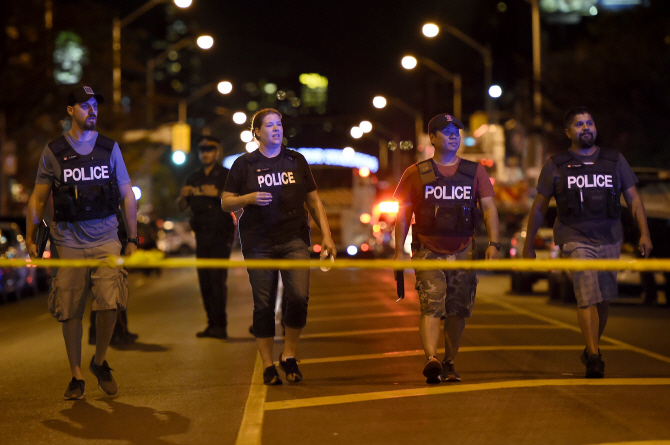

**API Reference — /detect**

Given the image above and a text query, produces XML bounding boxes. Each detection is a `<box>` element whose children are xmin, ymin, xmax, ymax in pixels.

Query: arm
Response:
<box><xmin>26</xmin><ymin>184</ymin><xmax>52</xmax><ymax>259</ymax></box>
<box><xmin>221</xmin><ymin>191</ymin><xmax>272</xmax><ymax>212</ymax></box>
<box><xmin>393</xmin><ymin>201</ymin><xmax>413</xmax><ymax>261</ymax></box>
<box><xmin>305</xmin><ymin>190</ymin><xmax>336</xmax><ymax>258</ymax></box>
<box><xmin>522</xmin><ymin>193</ymin><xmax>552</xmax><ymax>259</ymax></box>
<box><xmin>176</xmin><ymin>185</ymin><xmax>194</xmax><ymax>212</ymax></box>
<box><xmin>622</xmin><ymin>185</ymin><xmax>652</xmax><ymax>258</ymax></box>
<box><xmin>480</xmin><ymin>196</ymin><xmax>500</xmax><ymax>260</ymax></box>
<box><xmin>118</xmin><ymin>182</ymin><xmax>138</xmax><ymax>255</ymax></box>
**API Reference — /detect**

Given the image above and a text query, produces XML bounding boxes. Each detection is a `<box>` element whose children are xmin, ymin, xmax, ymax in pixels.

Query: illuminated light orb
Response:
<box><xmin>360</xmin><ymin>243</ymin><xmax>369</xmax><ymax>252</ymax></box>
<box><xmin>245</xmin><ymin>142</ymin><xmax>259</xmax><ymax>152</ymax></box>
<box><xmin>163</xmin><ymin>221</ymin><xmax>175</xmax><ymax>230</ymax></box>
<box><xmin>360</xmin><ymin>213</ymin><xmax>372</xmax><ymax>224</ymax></box>
<box><xmin>422</xmin><ymin>23</ymin><xmax>440</xmax><ymax>38</ymax></box>
<box><xmin>464</xmin><ymin>137</ymin><xmax>476</xmax><ymax>147</ymax></box>
<box><xmin>359</xmin><ymin>167</ymin><xmax>371</xmax><ymax>178</ymax></box>
<box><xmin>172</xmin><ymin>151</ymin><xmax>186</xmax><ymax>165</ymax></box>
<box><xmin>488</xmin><ymin>85</ymin><xmax>502</xmax><ymax>98</ymax></box>
<box><xmin>373</xmin><ymin>96</ymin><xmax>387</xmax><ymax>109</ymax></box>
<box><xmin>132</xmin><ymin>186</ymin><xmax>142</xmax><ymax>201</ymax></box>
<box><xmin>196</xmin><ymin>35</ymin><xmax>214</xmax><ymax>49</ymax></box>
<box><xmin>401</xmin><ymin>56</ymin><xmax>418</xmax><ymax>70</ymax></box>
<box><xmin>347</xmin><ymin>245</ymin><xmax>358</xmax><ymax>256</ymax></box>
<box><xmin>173</xmin><ymin>0</ymin><xmax>192</xmax><ymax>8</ymax></box>
<box><xmin>379</xmin><ymin>201</ymin><xmax>399</xmax><ymax>214</ymax></box>
<box><xmin>264</xmin><ymin>83</ymin><xmax>277</xmax><ymax>94</ymax></box>
<box><xmin>241</xmin><ymin>130</ymin><xmax>253</xmax><ymax>143</ymax></box>
<box><xmin>233</xmin><ymin>112</ymin><xmax>247</xmax><ymax>125</ymax></box>
<box><xmin>217</xmin><ymin>81</ymin><xmax>233</xmax><ymax>94</ymax></box>
<box><xmin>359</xmin><ymin>121</ymin><xmax>372</xmax><ymax>133</ymax></box>
<box><xmin>350</xmin><ymin>126</ymin><xmax>363</xmax><ymax>139</ymax></box>
<box><xmin>590</xmin><ymin>6</ymin><xmax>598</xmax><ymax>15</ymax></box>
<box><xmin>313</xmin><ymin>244</ymin><xmax>322</xmax><ymax>253</ymax></box>
<box><xmin>342</xmin><ymin>146</ymin><xmax>355</xmax><ymax>159</ymax></box>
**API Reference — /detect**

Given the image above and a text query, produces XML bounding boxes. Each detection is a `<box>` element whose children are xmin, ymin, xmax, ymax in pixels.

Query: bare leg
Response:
<box><xmin>577</xmin><ymin>305</ymin><xmax>600</xmax><ymax>355</ymax></box>
<box><xmin>420</xmin><ymin>316</ymin><xmax>441</xmax><ymax>358</ymax></box>
<box><xmin>94</xmin><ymin>309</ymin><xmax>117</xmax><ymax>365</ymax></box>
<box><xmin>443</xmin><ymin>315</ymin><xmax>466</xmax><ymax>362</ymax></box>
<box><xmin>62</xmin><ymin>319</ymin><xmax>83</xmax><ymax>379</ymax></box>
<box><xmin>257</xmin><ymin>337</ymin><xmax>275</xmax><ymax>368</ymax></box>
<box><xmin>596</xmin><ymin>301</ymin><xmax>609</xmax><ymax>339</ymax></box>
<box><xmin>282</xmin><ymin>326</ymin><xmax>301</xmax><ymax>358</ymax></box>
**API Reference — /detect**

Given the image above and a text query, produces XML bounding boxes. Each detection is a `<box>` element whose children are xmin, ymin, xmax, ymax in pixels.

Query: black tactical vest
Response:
<box><xmin>49</xmin><ymin>135</ymin><xmax>120</xmax><ymax>223</ymax></box>
<box><xmin>241</xmin><ymin>147</ymin><xmax>308</xmax><ymax>227</ymax></box>
<box><xmin>413</xmin><ymin>158</ymin><xmax>479</xmax><ymax>237</ymax></box>
<box><xmin>552</xmin><ymin>148</ymin><xmax>621</xmax><ymax>225</ymax></box>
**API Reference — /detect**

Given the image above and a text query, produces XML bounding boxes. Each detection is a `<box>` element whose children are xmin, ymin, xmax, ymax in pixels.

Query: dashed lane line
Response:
<box><xmin>295</xmin><ymin>344</ymin><xmax>629</xmax><ymax>365</ymax></box>
<box><xmin>299</xmin><ymin>324</ymin><xmax>563</xmax><ymax>339</ymax></box>
<box><xmin>263</xmin><ymin>378</ymin><xmax>670</xmax><ymax>411</ymax></box>
<box><xmin>308</xmin><ymin>300</ymin><xmax>395</xmax><ymax>309</ymax></box>
<box><xmin>308</xmin><ymin>309</ymin><xmax>516</xmax><ymax>322</ymax></box>
<box><xmin>235</xmin><ymin>354</ymin><xmax>267</xmax><ymax>445</ymax></box>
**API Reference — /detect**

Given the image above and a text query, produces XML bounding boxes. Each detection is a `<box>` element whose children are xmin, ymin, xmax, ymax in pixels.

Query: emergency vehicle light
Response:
<box><xmin>223</xmin><ymin>148</ymin><xmax>379</xmax><ymax>172</ymax></box>
<box><xmin>378</xmin><ymin>201</ymin><xmax>399</xmax><ymax>214</ymax></box>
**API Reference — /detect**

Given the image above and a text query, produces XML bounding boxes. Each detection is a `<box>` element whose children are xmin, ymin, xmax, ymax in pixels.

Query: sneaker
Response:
<box><xmin>279</xmin><ymin>354</ymin><xmax>303</xmax><ymax>383</ymax></box>
<box><xmin>440</xmin><ymin>360</ymin><xmax>461</xmax><ymax>382</ymax></box>
<box><xmin>63</xmin><ymin>377</ymin><xmax>85</xmax><ymax>400</ymax></box>
<box><xmin>585</xmin><ymin>354</ymin><xmax>605</xmax><ymax>378</ymax></box>
<box><xmin>423</xmin><ymin>356</ymin><xmax>442</xmax><ymax>384</ymax></box>
<box><xmin>89</xmin><ymin>356</ymin><xmax>118</xmax><ymax>396</ymax></box>
<box><xmin>580</xmin><ymin>347</ymin><xmax>601</xmax><ymax>365</ymax></box>
<box><xmin>196</xmin><ymin>326</ymin><xmax>227</xmax><ymax>339</ymax></box>
<box><xmin>263</xmin><ymin>365</ymin><xmax>283</xmax><ymax>385</ymax></box>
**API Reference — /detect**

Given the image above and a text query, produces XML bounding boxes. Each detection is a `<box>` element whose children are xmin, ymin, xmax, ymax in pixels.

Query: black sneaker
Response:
<box><xmin>423</xmin><ymin>356</ymin><xmax>442</xmax><ymax>384</ymax></box>
<box><xmin>585</xmin><ymin>354</ymin><xmax>605</xmax><ymax>378</ymax></box>
<box><xmin>89</xmin><ymin>356</ymin><xmax>118</xmax><ymax>395</ymax></box>
<box><xmin>580</xmin><ymin>347</ymin><xmax>601</xmax><ymax>365</ymax></box>
<box><xmin>279</xmin><ymin>354</ymin><xmax>303</xmax><ymax>383</ymax></box>
<box><xmin>440</xmin><ymin>360</ymin><xmax>461</xmax><ymax>382</ymax></box>
<box><xmin>263</xmin><ymin>365</ymin><xmax>282</xmax><ymax>385</ymax></box>
<box><xmin>63</xmin><ymin>377</ymin><xmax>85</xmax><ymax>400</ymax></box>
<box><xmin>196</xmin><ymin>326</ymin><xmax>227</xmax><ymax>339</ymax></box>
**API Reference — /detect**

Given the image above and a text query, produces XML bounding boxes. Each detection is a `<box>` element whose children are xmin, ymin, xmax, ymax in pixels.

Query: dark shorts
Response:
<box><xmin>243</xmin><ymin>238</ymin><xmax>310</xmax><ymax>338</ymax></box>
<box><xmin>412</xmin><ymin>243</ymin><xmax>478</xmax><ymax>318</ymax></box>
<box><xmin>560</xmin><ymin>241</ymin><xmax>621</xmax><ymax>307</ymax></box>
<box><xmin>48</xmin><ymin>241</ymin><xmax>128</xmax><ymax>321</ymax></box>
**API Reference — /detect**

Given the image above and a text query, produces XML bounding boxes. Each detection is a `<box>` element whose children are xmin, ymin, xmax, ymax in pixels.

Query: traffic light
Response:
<box><xmin>172</xmin><ymin>122</ymin><xmax>191</xmax><ymax>153</ymax></box>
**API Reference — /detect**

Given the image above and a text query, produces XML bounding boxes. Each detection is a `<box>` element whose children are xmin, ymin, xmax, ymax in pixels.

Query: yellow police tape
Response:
<box><xmin>2</xmin><ymin>249</ymin><xmax>670</xmax><ymax>271</ymax></box>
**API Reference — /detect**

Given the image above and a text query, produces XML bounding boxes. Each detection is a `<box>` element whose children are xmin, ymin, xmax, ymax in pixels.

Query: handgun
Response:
<box><xmin>395</xmin><ymin>270</ymin><xmax>405</xmax><ymax>302</ymax></box>
<box><xmin>35</xmin><ymin>220</ymin><xmax>49</xmax><ymax>258</ymax></box>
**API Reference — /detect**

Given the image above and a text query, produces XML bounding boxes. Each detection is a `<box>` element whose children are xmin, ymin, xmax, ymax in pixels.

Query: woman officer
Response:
<box><xmin>222</xmin><ymin>108</ymin><xmax>336</xmax><ymax>385</ymax></box>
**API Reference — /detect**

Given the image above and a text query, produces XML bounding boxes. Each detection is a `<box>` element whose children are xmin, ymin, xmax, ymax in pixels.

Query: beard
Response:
<box><xmin>76</xmin><ymin>115</ymin><xmax>97</xmax><ymax>131</ymax></box>
<box><xmin>579</xmin><ymin>132</ymin><xmax>594</xmax><ymax>148</ymax></box>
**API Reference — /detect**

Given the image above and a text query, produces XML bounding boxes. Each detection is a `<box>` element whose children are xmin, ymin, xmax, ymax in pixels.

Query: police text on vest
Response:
<box><xmin>63</xmin><ymin>166</ymin><xmax>110</xmax><ymax>182</ymax></box>
<box><xmin>425</xmin><ymin>185</ymin><xmax>472</xmax><ymax>200</ymax></box>
<box><xmin>258</xmin><ymin>172</ymin><xmax>295</xmax><ymax>187</ymax></box>
<box><xmin>567</xmin><ymin>175</ymin><xmax>613</xmax><ymax>189</ymax></box>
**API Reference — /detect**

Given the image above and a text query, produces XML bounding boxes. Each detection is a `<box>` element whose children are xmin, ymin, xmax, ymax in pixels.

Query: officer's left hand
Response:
<box><xmin>125</xmin><ymin>242</ymin><xmax>138</xmax><ymax>256</ymax></box>
<box><xmin>639</xmin><ymin>234</ymin><xmax>653</xmax><ymax>258</ymax></box>
<box><xmin>200</xmin><ymin>184</ymin><xmax>220</xmax><ymax>197</ymax></box>
<box><xmin>485</xmin><ymin>246</ymin><xmax>500</xmax><ymax>260</ymax></box>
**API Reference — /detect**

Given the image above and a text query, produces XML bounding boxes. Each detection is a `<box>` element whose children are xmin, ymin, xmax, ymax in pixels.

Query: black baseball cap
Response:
<box><xmin>428</xmin><ymin>113</ymin><xmax>464</xmax><ymax>134</ymax></box>
<box><xmin>66</xmin><ymin>85</ymin><xmax>105</xmax><ymax>107</ymax></box>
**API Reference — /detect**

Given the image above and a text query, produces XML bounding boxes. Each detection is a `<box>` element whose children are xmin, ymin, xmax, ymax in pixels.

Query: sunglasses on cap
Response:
<box><xmin>198</xmin><ymin>144</ymin><xmax>217</xmax><ymax>152</ymax></box>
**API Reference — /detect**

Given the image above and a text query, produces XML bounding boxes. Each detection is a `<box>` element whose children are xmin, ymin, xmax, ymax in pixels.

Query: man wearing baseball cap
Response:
<box><xmin>393</xmin><ymin>113</ymin><xmax>500</xmax><ymax>384</ymax></box>
<box><xmin>26</xmin><ymin>85</ymin><xmax>138</xmax><ymax>399</ymax></box>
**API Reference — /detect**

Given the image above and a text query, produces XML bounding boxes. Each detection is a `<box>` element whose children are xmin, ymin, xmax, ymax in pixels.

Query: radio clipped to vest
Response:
<box><xmin>49</xmin><ymin>135</ymin><xmax>121</xmax><ymax>223</ymax></box>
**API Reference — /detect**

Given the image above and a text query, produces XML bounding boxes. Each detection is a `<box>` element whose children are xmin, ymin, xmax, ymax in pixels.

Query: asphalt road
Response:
<box><xmin>1</xmin><ymin>256</ymin><xmax>670</xmax><ymax>445</ymax></box>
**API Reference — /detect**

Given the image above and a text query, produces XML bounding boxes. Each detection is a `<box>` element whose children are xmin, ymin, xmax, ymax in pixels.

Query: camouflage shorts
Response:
<box><xmin>412</xmin><ymin>244</ymin><xmax>478</xmax><ymax>318</ymax></box>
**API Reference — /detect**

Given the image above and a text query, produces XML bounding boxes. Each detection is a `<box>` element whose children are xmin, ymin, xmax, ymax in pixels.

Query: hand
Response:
<box><xmin>125</xmin><ymin>242</ymin><xmax>138</xmax><ymax>256</ymax></box>
<box><xmin>321</xmin><ymin>237</ymin><xmax>337</xmax><ymax>259</ymax></box>
<box><xmin>639</xmin><ymin>234</ymin><xmax>653</xmax><ymax>258</ymax></box>
<box><xmin>249</xmin><ymin>192</ymin><xmax>273</xmax><ymax>206</ymax></box>
<box><xmin>394</xmin><ymin>250</ymin><xmax>409</xmax><ymax>262</ymax></box>
<box><xmin>27</xmin><ymin>242</ymin><xmax>38</xmax><ymax>259</ymax></box>
<box><xmin>485</xmin><ymin>246</ymin><xmax>500</xmax><ymax>260</ymax></box>
<box><xmin>522</xmin><ymin>245</ymin><xmax>536</xmax><ymax>259</ymax></box>
<box><xmin>179</xmin><ymin>186</ymin><xmax>194</xmax><ymax>198</ymax></box>
<box><xmin>200</xmin><ymin>184</ymin><xmax>219</xmax><ymax>197</ymax></box>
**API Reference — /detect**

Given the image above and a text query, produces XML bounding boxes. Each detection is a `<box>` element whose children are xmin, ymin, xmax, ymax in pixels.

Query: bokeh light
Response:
<box><xmin>373</xmin><ymin>96</ymin><xmax>387</xmax><ymax>109</ymax></box>
<box><xmin>401</xmin><ymin>56</ymin><xmax>418</xmax><ymax>70</ymax></box>
<box><xmin>217</xmin><ymin>81</ymin><xmax>232</xmax><ymax>94</ymax></box>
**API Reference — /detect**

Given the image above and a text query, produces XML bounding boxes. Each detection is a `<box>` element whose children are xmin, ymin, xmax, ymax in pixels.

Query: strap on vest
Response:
<box><xmin>417</xmin><ymin>160</ymin><xmax>436</xmax><ymax>185</ymax></box>
<box><xmin>457</xmin><ymin>159</ymin><xmax>478</xmax><ymax>177</ymax></box>
<box><xmin>551</xmin><ymin>151</ymin><xmax>573</xmax><ymax>167</ymax></box>
<box><xmin>48</xmin><ymin>136</ymin><xmax>70</xmax><ymax>156</ymax></box>
<box><xmin>552</xmin><ymin>148</ymin><xmax>619</xmax><ymax>167</ymax></box>
<box><xmin>94</xmin><ymin>135</ymin><xmax>115</xmax><ymax>152</ymax></box>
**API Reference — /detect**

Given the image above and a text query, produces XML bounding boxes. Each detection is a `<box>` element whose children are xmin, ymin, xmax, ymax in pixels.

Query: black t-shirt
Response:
<box><xmin>184</xmin><ymin>164</ymin><xmax>235</xmax><ymax>233</ymax></box>
<box><xmin>536</xmin><ymin>147</ymin><xmax>638</xmax><ymax>245</ymax></box>
<box><xmin>223</xmin><ymin>147</ymin><xmax>317</xmax><ymax>249</ymax></box>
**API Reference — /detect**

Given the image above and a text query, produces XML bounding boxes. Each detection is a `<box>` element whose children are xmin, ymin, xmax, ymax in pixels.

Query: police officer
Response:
<box><xmin>26</xmin><ymin>85</ymin><xmax>137</xmax><ymax>399</ymax></box>
<box><xmin>222</xmin><ymin>108</ymin><xmax>336</xmax><ymax>385</ymax></box>
<box><xmin>523</xmin><ymin>106</ymin><xmax>652</xmax><ymax>378</ymax></box>
<box><xmin>394</xmin><ymin>113</ymin><xmax>500</xmax><ymax>384</ymax></box>
<box><xmin>177</xmin><ymin>135</ymin><xmax>236</xmax><ymax>339</ymax></box>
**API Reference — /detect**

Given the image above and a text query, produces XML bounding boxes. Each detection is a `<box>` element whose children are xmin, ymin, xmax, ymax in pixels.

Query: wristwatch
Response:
<box><xmin>127</xmin><ymin>237</ymin><xmax>140</xmax><ymax>246</ymax></box>
<box><xmin>488</xmin><ymin>241</ymin><xmax>501</xmax><ymax>251</ymax></box>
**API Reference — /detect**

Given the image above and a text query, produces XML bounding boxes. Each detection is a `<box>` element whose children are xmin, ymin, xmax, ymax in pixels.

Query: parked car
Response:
<box><xmin>156</xmin><ymin>221</ymin><xmax>196</xmax><ymax>256</ymax></box>
<box><xmin>0</xmin><ymin>222</ymin><xmax>37</xmax><ymax>303</ymax></box>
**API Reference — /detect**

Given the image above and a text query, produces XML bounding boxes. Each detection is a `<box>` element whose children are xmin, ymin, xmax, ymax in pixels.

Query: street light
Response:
<box><xmin>488</xmin><ymin>85</ymin><xmax>502</xmax><ymax>98</ymax></box>
<box><xmin>401</xmin><ymin>55</ymin><xmax>462</xmax><ymax>121</ymax></box>
<box><xmin>112</xmin><ymin>0</ymin><xmax>193</xmax><ymax>114</ymax></box>
<box><xmin>372</xmin><ymin>96</ymin><xmax>387</xmax><ymax>109</ymax></box>
<box><xmin>371</xmin><ymin>95</ymin><xmax>423</xmax><ymax>146</ymax></box>
<box><xmin>196</xmin><ymin>35</ymin><xmax>214</xmax><ymax>49</ymax></box>
<box><xmin>350</xmin><ymin>126</ymin><xmax>363</xmax><ymax>139</ymax></box>
<box><xmin>359</xmin><ymin>121</ymin><xmax>372</xmax><ymax>133</ymax></box>
<box><xmin>232</xmin><ymin>112</ymin><xmax>247</xmax><ymax>125</ymax></box>
<box><xmin>146</xmin><ymin>35</ymin><xmax>214</xmax><ymax>127</ymax></box>
<box><xmin>422</xmin><ymin>21</ymin><xmax>493</xmax><ymax>123</ymax></box>
<box><xmin>217</xmin><ymin>81</ymin><xmax>233</xmax><ymax>94</ymax></box>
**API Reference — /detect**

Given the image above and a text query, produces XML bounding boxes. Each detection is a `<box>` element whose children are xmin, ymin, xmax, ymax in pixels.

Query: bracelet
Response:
<box><xmin>126</xmin><ymin>237</ymin><xmax>140</xmax><ymax>246</ymax></box>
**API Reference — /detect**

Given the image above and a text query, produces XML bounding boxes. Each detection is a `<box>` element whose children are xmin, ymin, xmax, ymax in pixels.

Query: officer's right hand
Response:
<box><xmin>522</xmin><ymin>245</ymin><xmax>536</xmax><ymax>259</ymax></box>
<box><xmin>250</xmin><ymin>192</ymin><xmax>273</xmax><ymax>206</ymax></box>
<box><xmin>180</xmin><ymin>186</ymin><xmax>194</xmax><ymax>198</ymax></box>
<box><xmin>27</xmin><ymin>242</ymin><xmax>38</xmax><ymax>259</ymax></box>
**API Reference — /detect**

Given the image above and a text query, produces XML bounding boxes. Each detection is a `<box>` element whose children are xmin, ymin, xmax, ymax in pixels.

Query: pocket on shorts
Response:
<box><xmin>116</xmin><ymin>268</ymin><xmax>129</xmax><ymax>310</ymax></box>
<box><xmin>47</xmin><ymin>276</ymin><xmax>61</xmax><ymax>319</ymax></box>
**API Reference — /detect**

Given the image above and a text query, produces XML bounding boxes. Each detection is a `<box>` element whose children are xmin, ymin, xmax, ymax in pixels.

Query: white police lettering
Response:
<box><xmin>63</xmin><ymin>166</ymin><xmax>110</xmax><ymax>182</ymax></box>
<box><xmin>425</xmin><ymin>185</ymin><xmax>472</xmax><ymax>200</ymax></box>
<box><xmin>257</xmin><ymin>171</ymin><xmax>296</xmax><ymax>187</ymax></box>
<box><xmin>567</xmin><ymin>174</ymin><xmax>613</xmax><ymax>189</ymax></box>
